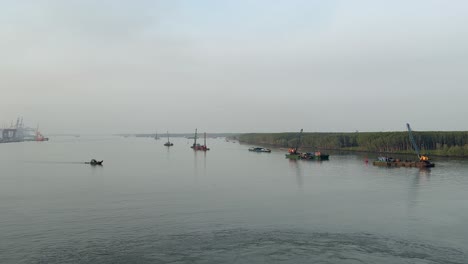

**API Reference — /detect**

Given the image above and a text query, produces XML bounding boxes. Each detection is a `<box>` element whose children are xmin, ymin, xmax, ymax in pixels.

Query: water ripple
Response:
<box><xmin>27</xmin><ymin>229</ymin><xmax>466</xmax><ymax>264</ymax></box>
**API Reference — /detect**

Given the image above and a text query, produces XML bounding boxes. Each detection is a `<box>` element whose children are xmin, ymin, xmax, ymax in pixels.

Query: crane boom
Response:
<box><xmin>407</xmin><ymin>123</ymin><xmax>421</xmax><ymax>159</ymax></box>
<box><xmin>294</xmin><ymin>129</ymin><xmax>303</xmax><ymax>151</ymax></box>
<box><xmin>407</xmin><ymin>123</ymin><xmax>430</xmax><ymax>162</ymax></box>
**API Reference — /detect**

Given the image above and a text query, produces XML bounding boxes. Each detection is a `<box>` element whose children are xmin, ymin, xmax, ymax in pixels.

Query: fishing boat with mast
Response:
<box><xmin>373</xmin><ymin>123</ymin><xmax>434</xmax><ymax>168</ymax></box>
<box><xmin>190</xmin><ymin>129</ymin><xmax>210</xmax><ymax>151</ymax></box>
<box><xmin>285</xmin><ymin>129</ymin><xmax>329</xmax><ymax>160</ymax></box>
<box><xmin>164</xmin><ymin>131</ymin><xmax>173</xmax><ymax>146</ymax></box>
<box><xmin>154</xmin><ymin>131</ymin><xmax>159</xmax><ymax>140</ymax></box>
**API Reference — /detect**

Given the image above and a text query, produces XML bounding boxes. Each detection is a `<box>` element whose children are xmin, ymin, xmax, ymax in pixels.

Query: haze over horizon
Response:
<box><xmin>1</xmin><ymin>0</ymin><xmax>467</xmax><ymax>134</ymax></box>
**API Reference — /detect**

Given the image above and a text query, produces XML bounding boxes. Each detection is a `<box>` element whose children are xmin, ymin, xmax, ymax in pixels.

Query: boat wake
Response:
<box><xmin>30</xmin><ymin>229</ymin><xmax>466</xmax><ymax>264</ymax></box>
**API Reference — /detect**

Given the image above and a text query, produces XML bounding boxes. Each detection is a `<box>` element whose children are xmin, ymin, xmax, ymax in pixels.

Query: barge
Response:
<box><xmin>373</xmin><ymin>157</ymin><xmax>434</xmax><ymax>168</ymax></box>
<box><xmin>286</xmin><ymin>151</ymin><xmax>329</xmax><ymax>160</ymax></box>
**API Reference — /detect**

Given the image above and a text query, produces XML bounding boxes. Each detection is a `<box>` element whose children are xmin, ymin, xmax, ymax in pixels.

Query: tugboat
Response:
<box><xmin>191</xmin><ymin>129</ymin><xmax>210</xmax><ymax>151</ymax></box>
<box><xmin>35</xmin><ymin>125</ymin><xmax>49</xmax><ymax>141</ymax></box>
<box><xmin>285</xmin><ymin>129</ymin><xmax>329</xmax><ymax>160</ymax></box>
<box><xmin>164</xmin><ymin>131</ymin><xmax>173</xmax><ymax>146</ymax></box>
<box><xmin>248</xmin><ymin>147</ymin><xmax>271</xmax><ymax>153</ymax></box>
<box><xmin>372</xmin><ymin>123</ymin><xmax>435</xmax><ymax>168</ymax></box>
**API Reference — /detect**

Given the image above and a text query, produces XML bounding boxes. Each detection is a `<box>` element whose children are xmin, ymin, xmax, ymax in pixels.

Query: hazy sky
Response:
<box><xmin>1</xmin><ymin>0</ymin><xmax>467</xmax><ymax>134</ymax></box>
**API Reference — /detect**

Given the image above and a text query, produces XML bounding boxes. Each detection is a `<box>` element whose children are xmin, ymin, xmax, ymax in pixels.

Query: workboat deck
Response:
<box><xmin>372</xmin><ymin>159</ymin><xmax>434</xmax><ymax>168</ymax></box>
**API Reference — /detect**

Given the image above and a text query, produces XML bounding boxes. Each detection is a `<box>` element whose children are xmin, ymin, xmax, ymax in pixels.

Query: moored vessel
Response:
<box><xmin>372</xmin><ymin>123</ymin><xmax>435</xmax><ymax>168</ymax></box>
<box><xmin>191</xmin><ymin>129</ymin><xmax>210</xmax><ymax>151</ymax></box>
<box><xmin>285</xmin><ymin>129</ymin><xmax>329</xmax><ymax>161</ymax></box>
<box><xmin>372</xmin><ymin>157</ymin><xmax>434</xmax><ymax>168</ymax></box>
<box><xmin>248</xmin><ymin>147</ymin><xmax>271</xmax><ymax>153</ymax></box>
<box><xmin>164</xmin><ymin>131</ymin><xmax>173</xmax><ymax>146</ymax></box>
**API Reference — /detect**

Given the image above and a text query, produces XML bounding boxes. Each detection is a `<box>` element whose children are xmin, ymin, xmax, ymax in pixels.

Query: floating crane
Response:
<box><xmin>373</xmin><ymin>124</ymin><xmax>434</xmax><ymax>168</ymax></box>
<box><xmin>289</xmin><ymin>129</ymin><xmax>303</xmax><ymax>155</ymax></box>
<box><xmin>191</xmin><ymin>128</ymin><xmax>210</xmax><ymax>151</ymax></box>
<box><xmin>285</xmin><ymin>129</ymin><xmax>329</xmax><ymax>160</ymax></box>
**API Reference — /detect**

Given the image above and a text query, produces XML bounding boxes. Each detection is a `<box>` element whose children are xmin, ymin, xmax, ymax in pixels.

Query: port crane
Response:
<box><xmin>406</xmin><ymin>123</ymin><xmax>429</xmax><ymax>162</ymax></box>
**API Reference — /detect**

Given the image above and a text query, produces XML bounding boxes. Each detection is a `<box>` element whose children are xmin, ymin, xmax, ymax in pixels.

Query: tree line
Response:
<box><xmin>239</xmin><ymin>131</ymin><xmax>468</xmax><ymax>157</ymax></box>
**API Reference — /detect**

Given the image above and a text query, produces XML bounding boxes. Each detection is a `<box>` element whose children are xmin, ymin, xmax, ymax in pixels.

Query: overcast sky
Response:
<box><xmin>1</xmin><ymin>0</ymin><xmax>467</xmax><ymax>134</ymax></box>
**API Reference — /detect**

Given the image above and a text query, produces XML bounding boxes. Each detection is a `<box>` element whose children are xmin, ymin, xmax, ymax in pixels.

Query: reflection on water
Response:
<box><xmin>417</xmin><ymin>167</ymin><xmax>431</xmax><ymax>182</ymax></box>
<box><xmin>203</xmin><ymin>150</ymin><xmax>207</xmax><ymax>170</ymax></box>
<box><xmin>166</xmin><ymin>144</ymin><xmax>171</xmax><ymax>160</ymax></box>
<box><xmin>407</xmin><ymin>168</ymin><xmax>431</xmax><ymax>211</ymax></box>
<box><xmin>192</xmin><ymin>149</ymin><xmax>208</xmax><ymax>178</ymax></box>
<box><xmin>288</xmin><ymin>159</ymin><xmax>303</xmax><ymax>188</ymax></box>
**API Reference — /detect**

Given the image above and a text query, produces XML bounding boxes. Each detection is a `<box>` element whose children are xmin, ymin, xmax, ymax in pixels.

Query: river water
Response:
<box><xmin>1</xmin><ymin>136</ymin><xmax>467</xmax><ymax>263</ymax></box>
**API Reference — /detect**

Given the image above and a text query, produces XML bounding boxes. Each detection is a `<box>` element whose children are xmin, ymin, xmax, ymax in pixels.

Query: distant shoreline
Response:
<box><xmin>238</xmin><ymin>131</ymin><xmax>468</xmax><ymax>158</ymax></box>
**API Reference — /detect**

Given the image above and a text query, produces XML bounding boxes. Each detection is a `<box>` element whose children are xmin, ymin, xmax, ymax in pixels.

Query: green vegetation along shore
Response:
<box><xmin>239</xmin><ymin>131</ymin><xmax>468</xmax><ymax>157</ymax></box>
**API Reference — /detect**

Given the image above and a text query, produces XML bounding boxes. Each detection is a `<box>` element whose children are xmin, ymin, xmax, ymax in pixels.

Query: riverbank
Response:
<box><xmin>238</xmin><ymin>131</ymin><xmax>468</xmax><ymax>157</ymax></box>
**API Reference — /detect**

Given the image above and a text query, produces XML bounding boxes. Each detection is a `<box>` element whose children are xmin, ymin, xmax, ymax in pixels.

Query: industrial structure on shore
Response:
<box><xmin>0</xmin><ymin>117</ymin><xmax>48</xmax><ymax>143</ymax></box>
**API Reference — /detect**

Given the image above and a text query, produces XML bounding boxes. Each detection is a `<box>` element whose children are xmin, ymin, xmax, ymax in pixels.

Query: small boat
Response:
<box><xmin>164</xmin><ymin>131</ymin><xmax>173</xmax><ymax>146</ymax></box>
<box><xmin>248</xmin><ymin>147</ymin><xmax>271</xmax><ymax>153</ymax></box>
<box><xmin>86</xmin><ymin>159</ymin><xmax>103</xmax><ymax>165</ymax></box>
